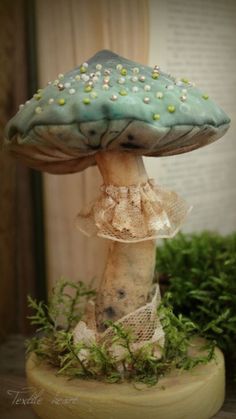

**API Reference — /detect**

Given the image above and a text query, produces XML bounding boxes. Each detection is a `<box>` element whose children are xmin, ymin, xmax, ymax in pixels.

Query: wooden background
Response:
<box><xmin>0</xmin><ymin>0</ymin><xmax>36</xmax><ymax>338</ymax></box>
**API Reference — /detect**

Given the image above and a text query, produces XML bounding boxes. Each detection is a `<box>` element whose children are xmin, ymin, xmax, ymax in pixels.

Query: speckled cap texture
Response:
<box><xmin>4</xmin><ymin>50</ymin><xmax>230</xmax><ymax>174</ymax></box>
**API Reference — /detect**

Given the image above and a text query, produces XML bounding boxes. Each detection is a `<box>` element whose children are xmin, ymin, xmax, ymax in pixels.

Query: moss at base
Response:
<box><xmin>26</xmin><ymin>344</ymin><xmax>225</xmax><ymax>419</ymax></box>
<box><xmin>26</xmin><ymin>278</ymin><xmax>216</xmax><ymax>386</ymax></box>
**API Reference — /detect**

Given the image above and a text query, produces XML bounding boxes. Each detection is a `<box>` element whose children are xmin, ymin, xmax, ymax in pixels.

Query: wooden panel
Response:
<box><xmin>0</xmin><ymin>1</ymin><xmax>16</xmax><ymax>339</ymax></box>
<box><xmin>35</xmin><ymin>0</ymin><xmax>149</xmax><ymax>291</ymax></box>
<box><xmin>0</xmin><ymin>0</ymin><xmax>36</xmax><ymax>337</ymax></box>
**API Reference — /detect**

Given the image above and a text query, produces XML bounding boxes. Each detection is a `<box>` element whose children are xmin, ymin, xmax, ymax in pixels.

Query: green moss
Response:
<box><xmin>26</xmin><ymin>278</ymin><xmax>214</xmax><ymax>386</ymax></box>
<box><xmin>155</xmin><ymin>231</ymin><xmax>236</xmax><ymax>378</ymax></box>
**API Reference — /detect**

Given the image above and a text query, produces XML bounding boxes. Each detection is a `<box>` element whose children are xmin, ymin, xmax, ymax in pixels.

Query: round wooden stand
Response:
<box><xmin>26</xmin><ymin>342</ymin><xmax>225</xmax><ymax>419</ymax></box>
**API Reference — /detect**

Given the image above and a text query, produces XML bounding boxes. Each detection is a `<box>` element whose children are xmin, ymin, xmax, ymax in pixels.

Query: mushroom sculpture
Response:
<box><xmin>4</xmin><ymin>49</ymin><xmax>230</xmax><ymax>341</ymax></box>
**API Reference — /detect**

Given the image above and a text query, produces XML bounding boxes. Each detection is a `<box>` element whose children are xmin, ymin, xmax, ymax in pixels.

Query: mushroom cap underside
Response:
<box><xmin>4</xmin><ymin>50</ymin><xmax>230</xmax><ymax>174</ymax></box>
<box><xmin>4</xmin><ymin>120</ymin><xmax>229</xmax><ymax>174</ymax></box>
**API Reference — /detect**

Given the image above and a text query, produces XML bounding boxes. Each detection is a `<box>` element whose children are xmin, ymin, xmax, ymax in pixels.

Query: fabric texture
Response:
<box><xmin>76</xmin><ymin>179</ymin><xmax>192</xmax><ymax>242</ymax></box>
<box><xmin>73</xmin><ymin>284</ymin><xmax>165</xmax><ymax>362</ymax></box>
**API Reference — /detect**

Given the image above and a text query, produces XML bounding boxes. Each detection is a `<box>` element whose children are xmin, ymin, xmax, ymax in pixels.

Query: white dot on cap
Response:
<box><xmin>69</xmin><ymin>88</ymin><xmax>76</xmax><ymax>94</ymax></box>
<box><xmin>110</xmin><ymin>94</ymin><xmax>118</xmax><ymax>101</ymax></box>
<box><xmin>144</xmin><ymin>85</ymin><xmax>151</xmax><ymax>91</ymax></box>
<box><xmin>64</xmin><ymin>82</ymin><xmax>71</xmax><ymax>88</ymax></box>
<box><xmin>81</xmin><ymin>74</ymin><xmax>89</xmax><ymax>82</ymax></box>
<box><xmin>90</xmin><ymin>91</ymin><xmax>98</xmax><ymax>98</ymax></box>
<box><xmin>96</xmin><ymin>64</ymin><xmax>102</xmax><ymax>70</ymax></box>
<box><xmin>118</xmin><ymin>77</ymin><xmax>125</xmax><ymax>84</ymax></box>
<box><xmin>48</xmin><ymin>98</ymin><xmax>54</xmax><ymax>104</ymax></box>
<box><xmin>143</xmin><ymin>97</ymin><xmax>150</xmax><ymax>104</ymax></box>
<box><xmin>35</xmin><ymin>106</ymin><xmax>43</xmax><ymax>114</ymax></box>
<box><xmin>139</xmin><ymin>75</ymin><xmax>146</xmax><ymax>82</ymax></box>
<box><xmin>132</xmin><ymin>86</ymin><xmax>139</xmax><ymax>92</ymax></box>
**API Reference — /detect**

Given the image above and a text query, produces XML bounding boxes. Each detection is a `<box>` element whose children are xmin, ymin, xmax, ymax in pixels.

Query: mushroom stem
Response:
<box><xmin>95</xmin><ymin>151</ymin><xmax>156</xmax><ymax>331</ymax></box>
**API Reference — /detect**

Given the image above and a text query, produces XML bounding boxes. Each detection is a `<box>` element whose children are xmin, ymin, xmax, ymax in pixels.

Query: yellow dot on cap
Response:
<box><xmin>84</xmin><ymin>85</ymin><xmax>92</xmax><ymax>92</ymax></box>
<box><xmin>35</xmin><ymin>106</ymin><xmax>42</xmax><ymax>114</ymax></box>
<box><xmin>202</xmin><ymin>94</ymin><xmax>209</xmax><ymax>100</ymax></box>
<box><xmin>181</xmin><ymin>78</ymin><xmax>189</xmax><ymax>84</ymax></box>
<box><xmin>153</xmin><ymin>113</ymin><xmax>160</xmax><ymax>120</ymax></box>
<box><xmin>167</xmin><ymin>105</ymin><xmax>176</xmax><ymax>113</ymax></box>
<box><xmin>83</xmin><ymin>97</ymin><xmax>91</xmax><ymax>105</ymax></box>
<box><xmin>80</xmin><ymin>66</ymin><xmax>87</xmax><ymax>74</ymax></box>
<box><xmin>119</xmin><ymin>89</ymin><xmax>128</xmax><ymax>96</ymax></box>
<box><xmin>152</xmin><ymin>72</ymin><xmax>159</xmax><ymax>79</ymax></box>
<box><xmin>120</xmin><ymin>68</ymin><xmax>127</xmax><ymax>76</ymax></box>
<box><xmin>58</xmin><ymin>98</ymin><xmax>66</xmax><ymax>106</ymax></box>
<box><xmin>33</xmin><ymin>93</ymin><xmax>42</xmax><ymax>100</ymax></box>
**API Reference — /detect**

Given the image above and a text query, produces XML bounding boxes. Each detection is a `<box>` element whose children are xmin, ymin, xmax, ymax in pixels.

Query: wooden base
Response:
<box><xmin>26</xmin><ymin>342</ymin><xmax>225</xmax><ymax>419</ymax></box>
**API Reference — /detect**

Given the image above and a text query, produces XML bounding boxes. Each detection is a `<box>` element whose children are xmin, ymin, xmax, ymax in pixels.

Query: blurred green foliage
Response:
<box><xmin>155</xmin><ymin>232</ymin><xmax>236</xmax><ymax>377</ymax></box>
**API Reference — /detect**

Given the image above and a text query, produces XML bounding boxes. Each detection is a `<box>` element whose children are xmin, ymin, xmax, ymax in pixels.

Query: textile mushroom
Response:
<box><xmin>4</xmin><ymin>50</ymin><xmax>230</xmax><ymax>333</ymax></box>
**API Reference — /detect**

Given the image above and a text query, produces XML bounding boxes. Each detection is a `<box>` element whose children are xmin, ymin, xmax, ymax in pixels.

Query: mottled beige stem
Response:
<box><xmin>95</xmin><ymin>151</ymin><xmax>156</xmax><ymax>331</ymax></box>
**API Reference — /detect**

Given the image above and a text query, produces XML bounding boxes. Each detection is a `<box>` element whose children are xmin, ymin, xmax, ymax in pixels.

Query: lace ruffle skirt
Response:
<box><xmin>76</xmin><ymin>179</ymin><xmax>192</xmax><ymax>242</ymax></box>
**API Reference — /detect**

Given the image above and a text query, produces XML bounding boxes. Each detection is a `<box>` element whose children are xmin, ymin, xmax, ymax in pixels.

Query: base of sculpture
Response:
<box><xmin>26</xmin><ymin>340</ymin><xmax>225</xmax><ymax>419</ymax></box>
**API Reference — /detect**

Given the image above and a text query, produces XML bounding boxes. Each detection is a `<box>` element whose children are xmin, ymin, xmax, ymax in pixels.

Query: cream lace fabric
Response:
<box><xmin>73</xmin><ymin>285</ymin><xmax>165</xmax><ymax>362</ymax></box>
<box><xmin>76</xmin><ymin>179</ymin><xmax>192</xmax><ymax>242</ymax></box>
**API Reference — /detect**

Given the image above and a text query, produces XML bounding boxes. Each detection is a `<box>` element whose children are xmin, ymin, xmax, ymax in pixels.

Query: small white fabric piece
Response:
<box><xmin>73</xmin><ymin>320</ymin><xmax>97</xmax><ymax>363</ymax></box>
<box><xmin>76</xmin><ymin>179</ymin><xmax>192</xmax><ymax>242</ymax></box>
<box><xmin>73</xmin><ymin>285</ymin><xmax>165</xmax><ymax>362</ymax></box>
<box><xmin>73</xmin><ymin>320</ymin><xmax>96</xmax><ymax>346</ymax></box>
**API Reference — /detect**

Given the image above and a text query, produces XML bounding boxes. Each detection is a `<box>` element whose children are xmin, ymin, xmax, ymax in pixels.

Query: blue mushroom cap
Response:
<box><xmin>4</xmin><ymin>50</ymin><xmax>230</xmax><ymax>174</ymax></box>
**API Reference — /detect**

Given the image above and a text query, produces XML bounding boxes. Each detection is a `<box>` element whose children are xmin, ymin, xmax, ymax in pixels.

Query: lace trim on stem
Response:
<box><xmin>73</xmin><ymin>284</ymin><xmax>165</xmax><ymax>362</ymax></box>
<box><xmin>76</xmin><ymin>179</ymin><xmax>192</xmax><ymax>243</ymax></box>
